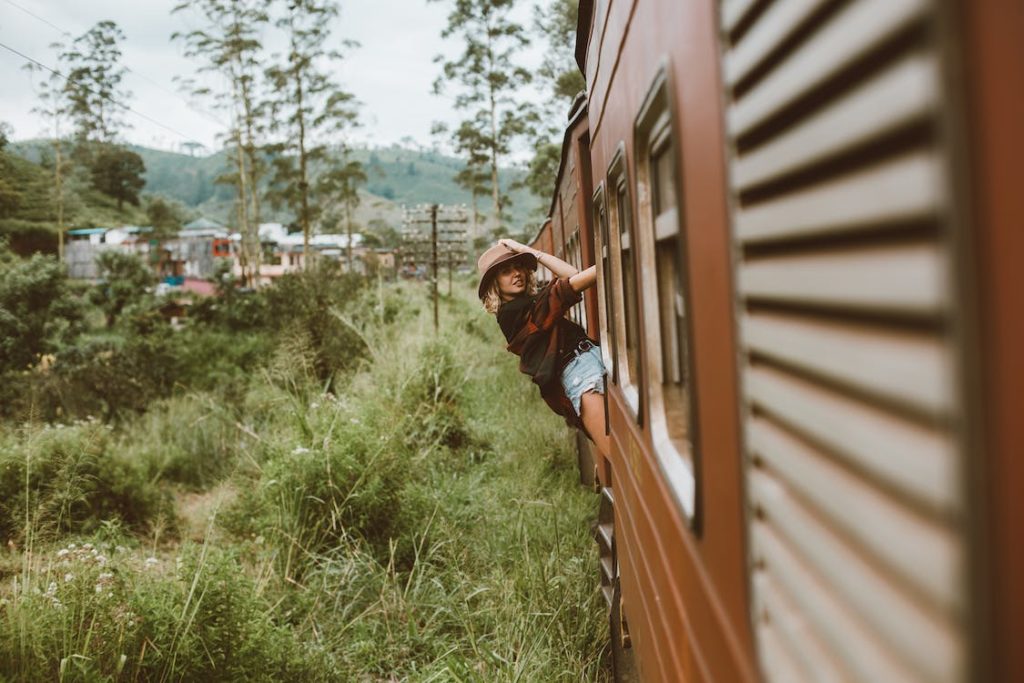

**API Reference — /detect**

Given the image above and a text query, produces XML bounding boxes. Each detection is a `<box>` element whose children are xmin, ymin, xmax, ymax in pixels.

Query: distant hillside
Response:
<box><xmin>139</xmin><ymin>143</ymin><xmax>545</xmax><ymax>232</ymax></box>
<box><xmin>5</xmin><ymin>140</ymin><xmax>546</xmax><ymax>254</ymax></box>
<box><xmin>1</xmin><ymin>141</ymin><xmax>149</xmax><ymax>254</ymax></box>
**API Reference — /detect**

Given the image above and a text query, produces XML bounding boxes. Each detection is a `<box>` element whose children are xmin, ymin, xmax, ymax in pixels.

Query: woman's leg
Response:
<box><xmin>579</xmin><ymin>390</ymin><xmax>610</xmax><ymax>459</ymax></box>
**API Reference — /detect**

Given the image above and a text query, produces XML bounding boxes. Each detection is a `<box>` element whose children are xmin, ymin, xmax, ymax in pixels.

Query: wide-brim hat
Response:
<box><xmin>476</xmin><ymin>243</ymin><xmax>537</xmax><ymax>299</ymax></box>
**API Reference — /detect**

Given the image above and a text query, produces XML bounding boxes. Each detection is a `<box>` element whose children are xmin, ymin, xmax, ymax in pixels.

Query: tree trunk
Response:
<box><xmin>54</xmin><ymin>134</ymin><xmax>64</xmax><ymax>265</ymax></box>
<box><xmin>346</xmin><ymin>193</ymin><xmax>353</xmax><ymax>271</ymax></box>
<box><xmin>296</xmin><ymin>82</ymin><xmax>311</xmax><ymax>266</ymax></box>
<box><xmin>233</xmin><ymin>125</ymin><xmax>252</xmax><ymax>285</ymax></box>
<box><xmin>239</xmin><ymin>68</ymin><xmax>262</xmax><ymax>281</ymax></box>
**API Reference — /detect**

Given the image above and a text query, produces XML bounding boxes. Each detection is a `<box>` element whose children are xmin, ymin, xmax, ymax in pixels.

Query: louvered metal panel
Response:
<box><xmin>720</xmin><ymin>1</ymin><xmax>970</xmax><ymax>681</ymax></box>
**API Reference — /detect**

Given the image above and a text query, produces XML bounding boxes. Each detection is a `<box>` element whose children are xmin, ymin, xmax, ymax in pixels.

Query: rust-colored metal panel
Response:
<box><xmin>959</xmin><ymin>1</ymin><xmax>1024</xmax><ymax>680</ymax></box>
<box><xmin>585</xmin><ymin>0</ymin><xmax>755</xmax><ymax>679</ymax></box>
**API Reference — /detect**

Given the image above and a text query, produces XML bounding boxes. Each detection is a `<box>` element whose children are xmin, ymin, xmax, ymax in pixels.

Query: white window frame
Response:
<box><xmin>634</xmin><ymin>60</ymin><xmax>700</xmax><ymax>527</ymax></box>
<box><xmin>607</xmin><ymin>145</ymin><xmax>642</xmax><ymax>421</ymax></box>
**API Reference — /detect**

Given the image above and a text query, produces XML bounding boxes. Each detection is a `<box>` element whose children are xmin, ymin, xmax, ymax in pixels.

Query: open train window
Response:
<box><xmin>634</xmin><ymin>62</ymin><xmax>699</xmax><ymax>525</ymax></box>
<box><xmin>608</xmin><ymin>146</ymin><xmax>643</xmax><ymax>421</ymax></box>
<box><xmin>593</xmin><ymin>186</ymin><xmax>618</xmax><ymax>383</ymax></box>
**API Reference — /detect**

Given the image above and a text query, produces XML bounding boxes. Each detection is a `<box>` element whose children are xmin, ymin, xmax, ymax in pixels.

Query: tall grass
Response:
<box><xmin>0</xmin><ymin>281</ymin><xmax>609</xmax><ymax>681</ymax></box>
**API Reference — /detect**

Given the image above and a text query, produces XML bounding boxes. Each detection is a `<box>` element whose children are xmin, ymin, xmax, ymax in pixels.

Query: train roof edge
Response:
<box><xmin>575</xmin><ymin>0</ymin><xmax>594</xmax><ymax>73</ymax></box>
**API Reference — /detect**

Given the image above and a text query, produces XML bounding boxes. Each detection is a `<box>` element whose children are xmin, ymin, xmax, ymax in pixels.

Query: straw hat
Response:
<box><xmin>476</xmin><ymin>243</ymin><xmax>537</xmax><ymax>299</ymax></box>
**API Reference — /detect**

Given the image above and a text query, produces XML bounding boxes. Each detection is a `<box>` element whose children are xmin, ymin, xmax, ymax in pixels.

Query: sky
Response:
<box><xmin>0</xmin><ymin>0</ymin><xmax>548</xmax><ymax>156</ymax></box>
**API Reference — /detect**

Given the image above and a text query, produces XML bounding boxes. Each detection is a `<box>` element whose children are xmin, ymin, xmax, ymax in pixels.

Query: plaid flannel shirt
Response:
<box><xmin>497</xmin><ymin>277</ymin><xmax>585</xmax><ymax>429</ymax></box>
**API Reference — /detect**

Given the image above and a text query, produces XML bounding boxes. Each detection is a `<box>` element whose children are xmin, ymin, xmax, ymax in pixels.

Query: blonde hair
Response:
<box><xmin>482</xmin><ymin>267</ymin><xmax>538</xmax><ymax>315</ymax></box>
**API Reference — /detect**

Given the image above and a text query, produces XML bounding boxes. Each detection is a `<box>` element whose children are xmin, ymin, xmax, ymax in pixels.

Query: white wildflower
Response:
<box><xmin>63</xmin><ymin>573</ymin><xmax>74</xmax><ymax>583</ymax></box>
<box><xmin>292</xmin><ymin>446</ymin><xmax>310</xmax><ymax>455</ymax></box>
<box><xmin>56</xmin><ymin>548</ymin><xmax>70</xmax><ymax>558</ymax></box>
<box><xmin>144</xmin><ymin>557</ymin><xmax>158</xmax><ymax>567</ymax></box>
<box><xmin>82</xmin><ymin>543</ymin><xmax>93</xmax><ymax>550</ymax></box>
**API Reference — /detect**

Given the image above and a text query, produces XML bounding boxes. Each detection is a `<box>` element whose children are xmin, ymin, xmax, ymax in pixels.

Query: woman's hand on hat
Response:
<box><xmin>499</xmin><ymin>238</ymin><xmax>529</xmax><ymax>254</ymax></box>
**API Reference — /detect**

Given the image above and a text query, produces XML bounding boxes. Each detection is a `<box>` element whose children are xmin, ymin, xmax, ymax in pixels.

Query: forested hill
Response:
<box><xmin>8</xmin><ymin>141</ymin><xmax>545</xmax><ymax>232</ymax></box>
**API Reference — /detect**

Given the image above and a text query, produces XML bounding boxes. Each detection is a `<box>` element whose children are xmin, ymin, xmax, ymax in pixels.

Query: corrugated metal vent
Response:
<box><xmin>719</xmin><ymin>0</ymin><xmax>969</xmax><ymax>681</ymax></box>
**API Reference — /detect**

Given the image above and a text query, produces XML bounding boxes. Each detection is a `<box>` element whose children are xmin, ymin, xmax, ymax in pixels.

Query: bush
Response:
<box><xmin>262</xmin><ymin>262</ymin><xmax>369</xmax><ymax>387</ymax></box>
<box><xmin>0</xmin><ymin>540</ymin><xmax>337</xmax><ymax>682</ymax></box>
<box><xmin>400</xmin><ymin>338</ymin><xmax>469</xmax><ymax>451</ymax></box>
<box><xmin>0</xmin><ymin>421</ymin><xmax>173</xmax><ymax>541</ymax></box>
<box><xmin>127</xmin><ymin>395</ymin><xmax>242</xmax><ymax>490</ymax></box>
<box><xmin>225</xmin><ymin>415</ymin><xmax>417</xmax><ymax>577</ymax></box>
<box><xmin>0</xmin><ymin>246</ymin><xmax>83</xmax><ymax>375</ymax></box>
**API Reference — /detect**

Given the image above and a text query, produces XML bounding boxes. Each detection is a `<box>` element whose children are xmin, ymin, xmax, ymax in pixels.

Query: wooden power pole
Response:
<box><xmin>401</xmin><ymin>203</ymin><xmax>469</xmax><ymax>332</ymax></box>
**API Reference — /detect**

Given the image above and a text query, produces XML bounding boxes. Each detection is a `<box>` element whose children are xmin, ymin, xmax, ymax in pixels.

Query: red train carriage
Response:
<box><xmin>528</xmin><ymin>0</ymin><xmax>1024</xmax><ymax>681</ymax></box>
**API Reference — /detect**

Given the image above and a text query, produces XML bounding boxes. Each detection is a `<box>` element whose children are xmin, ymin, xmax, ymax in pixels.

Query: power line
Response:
<box><xmin>0</xmin><ymin>38</ymin><xmax>201</xmax><ymax>143</ymax></box>
<box><xmin>1</xmin><ymin>0</ymin><xmax>230</xmax><ymax>131</ymax></box>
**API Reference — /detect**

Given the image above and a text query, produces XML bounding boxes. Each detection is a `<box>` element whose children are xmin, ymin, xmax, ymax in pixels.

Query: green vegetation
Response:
<box><xmin>0</xmin><ymin>251</ymin><xmax>608</xmax><ymax>680</ymax></box>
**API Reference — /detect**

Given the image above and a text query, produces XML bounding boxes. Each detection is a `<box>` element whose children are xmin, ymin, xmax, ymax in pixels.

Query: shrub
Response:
<box><xmin>0</xmin><ymin>421</ymin><xmax>173</xmax><ymax>541</ymax></box>
<box><xmin>225</xmin><ymin>416</ymin><xmax>414</xmax><ymax>578</ymax></box>
<box><xmin>0</xmin><ymin>246</ymin><xmax>83</xmax><ymax>375</ymax></box>
<box><xmin>0</xmin><ymin>540</ymin><xmax>337</xmax><ymax>682</ymax></box>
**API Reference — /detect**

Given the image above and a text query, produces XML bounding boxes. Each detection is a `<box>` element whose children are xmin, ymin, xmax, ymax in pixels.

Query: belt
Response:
<box><xmin>562</xmin><ymin>339</ymin><xmax>596</xmax><ymax>365</ymax></box>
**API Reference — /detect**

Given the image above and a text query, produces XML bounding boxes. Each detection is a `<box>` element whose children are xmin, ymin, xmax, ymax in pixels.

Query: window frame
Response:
<box><xmin>607</xmin><ymin>144</ymin><xmax>643</xmax><ymax>422</ymax></box>
<box><xmin>633</xmin><ymin>60</ymin><xmax>701</xmax><ymax>529</ymax></box>
<box><xmin>593</xmin><ymin>184</ymin><xmax>618</xmax><ymax>383</ymax></box>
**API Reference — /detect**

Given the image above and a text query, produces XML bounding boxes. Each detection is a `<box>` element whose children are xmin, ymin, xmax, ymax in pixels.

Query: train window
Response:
<box><xmin>634</xmin><ymin>63</ymin><xmax>698</xmax><ymax>524</ymax></box>
<box><xmin>594</xmin><ymin>187</ymin><xmax>618</xmax><ymax>382</ymax></box>
<box><xmin>608</xmin><ymin>147</ymin><xmax>643</xmax><ymax>420</ymax></box>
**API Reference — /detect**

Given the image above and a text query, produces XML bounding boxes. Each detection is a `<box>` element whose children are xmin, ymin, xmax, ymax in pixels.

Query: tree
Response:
<box><xmin>90</xmin><ymin>251</ymin><xmax>155</xmax><ymax>328</ymax></box>
<box><xmin>0</xmin><ymin>244</ymin><xmax>83</xmax><ymax>373</ymax></box>
<box><xmin>173</xmin><ymin>0</ymin><xmax>270</xmax><ymax>286</ymax></box>
<box><xmin>447</xmin><ymin>118</ymin><xmax>492</xmax><ymax>240</ymax></box>
<box><xmin>145</xmin><ymin>196</ymin><xmax>184</xmax><ymax>276</ymax></box>
<box><xmin>23</xmin><ymin>49</ymin><xmax>73</xmax><ymax>261</ymax></box>
<box><xmin>264</xmin><ymin>0</ymin><xmax>360</xmax><ymax>265</ymax></box>
<box><xmin>61</xmin><ymin>21</ymin><xmax>131</xmax><ymax>160</ymax></box>
<box><xmin>91</xmin><ymin>145</ymin><xmax>145</xmax><ymax>210</ymax></box>
<box><xmin>522</xmin><ymin>0</ymin><xmax>584</xmax><ymax>209</ymax></box>
<box><xmin>316</xmin><ymin>146</ymin><xmax>366</xmax><ymax>270</ymax></box>
<box><xmin>534</xmin><ymin>0</ymin><xmax>584</xmax><ymax>104</ymax></box>
<box><xmin>431</xmin><ymin>0</ymin><xmax>536</xmax><ymax>233</ymax></box>
<box><xmin>0</xmin><ymin>125</ymin><xmax>23</xmax><ymax>219</ymax></box>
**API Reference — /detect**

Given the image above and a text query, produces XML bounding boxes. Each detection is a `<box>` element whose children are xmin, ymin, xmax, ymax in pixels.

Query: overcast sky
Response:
<box><xmin>0</xmin><ymin>0</ymin><xmax>547</xmax><ymax>155</ymax></box>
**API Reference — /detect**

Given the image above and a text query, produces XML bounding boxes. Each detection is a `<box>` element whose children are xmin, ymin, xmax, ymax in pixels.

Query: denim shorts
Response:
<box><xmin>560</xmin><ymin>344</ymin><xmax>607</xmax><ymax>417</ymax></box>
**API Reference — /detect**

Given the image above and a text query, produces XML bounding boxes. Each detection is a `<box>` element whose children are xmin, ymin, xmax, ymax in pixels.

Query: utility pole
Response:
<box><xmin>431</xmin><ymin>204</ymin><xmax>438</xmax><ymax>330</ymax></box>
<box><xmin>402</xmin><ymin>203</ymin><xmax>469</xmax><ymax>332</ymax></box>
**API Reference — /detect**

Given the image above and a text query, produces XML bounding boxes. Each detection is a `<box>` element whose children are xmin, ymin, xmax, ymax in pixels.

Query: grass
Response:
<box><xmin>0</xmin><ymin>279</ymin><xmax>609</xmax><ymax>681</ymax></box>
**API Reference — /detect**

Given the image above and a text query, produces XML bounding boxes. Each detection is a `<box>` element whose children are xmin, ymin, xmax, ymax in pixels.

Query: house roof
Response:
<box><xmin>183</xmin><ymin>217</ymin><xmax>225</xmax><ymax>230</ymax></box>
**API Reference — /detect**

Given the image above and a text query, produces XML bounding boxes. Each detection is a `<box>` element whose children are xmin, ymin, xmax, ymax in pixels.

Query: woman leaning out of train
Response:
<box><xmin>477</xmin><ymin>239</ymin><xmax>610</xmax><ymax>459</ymax></box>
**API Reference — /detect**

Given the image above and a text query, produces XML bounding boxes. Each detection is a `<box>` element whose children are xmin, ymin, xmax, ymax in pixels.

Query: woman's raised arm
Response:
<box><xmin>498</xmin><ymin>238</ymin><xmax>578</xmax><ymax>279</ymax></box>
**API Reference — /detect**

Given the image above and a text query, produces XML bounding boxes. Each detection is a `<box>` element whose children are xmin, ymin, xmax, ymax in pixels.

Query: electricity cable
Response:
<box><xmin>0</xmin><ymin>38</ymin><xmax>200</xmax><ymax>143</ymax></box>
<box><xmin>1</xmin><ymin>0</ymin><xmax>230</xmax><ymax>131</ymax></box>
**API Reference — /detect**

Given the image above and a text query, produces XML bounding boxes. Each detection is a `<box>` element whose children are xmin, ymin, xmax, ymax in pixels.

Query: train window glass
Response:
<box><xmin>594</xmin><ymin>188</ymin><xmax>618</xmax><ymax>382</ymax></box>
<box><xmin>618</xmin><ymin>181</ymin><xmax>642</xmax><ymax>392</ymax></box>
<box><xmin>608</xmin><ymin>147</ymin><xmax>642</xmax><ymax>420</ymax></box>
<box><xmin>634</xmin><ymin>63</ymin><xmax>698</xmax><ymax>525</ymax></box>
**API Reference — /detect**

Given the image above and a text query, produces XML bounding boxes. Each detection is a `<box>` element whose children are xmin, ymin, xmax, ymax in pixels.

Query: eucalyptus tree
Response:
<box><xmin>522</xmin><ymin>0</ymin><xmax>584</xmax><ymax>207</ymax></box>
<box><xmin>61</xmin><ymin>21</ymin><xmax>130</xmax><ymax>154</ymax></box>
<box><xmin>316</xmin><ymin>144</ymin><xmax>366</xmax><ymax>271</ymax></box>
<box><xmin>445</xmin><ymin>118</ymin><xmax>492</xmax><ymax>240</ymax></box>
<box><xmin>172</xmin><ymin>0</ymin><xmax>270</xmax><ymax>286</ymax></box>
<box><xmin>23</xmin><ymin>44</ymin><xmax>73</xmax><ymax>262</ymax></box>
<box><xmin>431</xmin><ymin>0</ymin><xmax>536</xmax><ymax>234</ymax></box>
<box><xmin>534</xmin><ymin>0</ymin><xmax>584</xmax><ymax>105</ymax></box>
<box><xmin>264</xmin><ymin>0</ymin><xmax>359</xmax><ymax>264</ymax></box>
